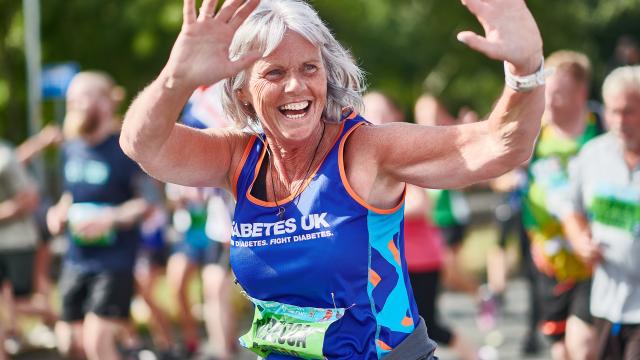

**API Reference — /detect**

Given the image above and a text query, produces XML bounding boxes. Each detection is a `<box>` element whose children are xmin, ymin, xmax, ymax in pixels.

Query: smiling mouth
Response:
<box><xmin>279</xmin><ymin>101</ymin><xmax>311</xmax><ymax>119</ymax></box>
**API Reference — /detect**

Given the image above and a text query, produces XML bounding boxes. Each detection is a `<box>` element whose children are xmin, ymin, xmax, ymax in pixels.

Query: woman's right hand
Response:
<box><xmin>162</xmin><ymin>0</ymin><xmax>262</xmax><ymax>90</ymax></box>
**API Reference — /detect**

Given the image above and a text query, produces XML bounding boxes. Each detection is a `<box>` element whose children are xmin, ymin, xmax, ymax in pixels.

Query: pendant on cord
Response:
<box><xmin>277</xmin><ymin>206</ymin><xmax>286</xmax><ymax>220</ymax></box>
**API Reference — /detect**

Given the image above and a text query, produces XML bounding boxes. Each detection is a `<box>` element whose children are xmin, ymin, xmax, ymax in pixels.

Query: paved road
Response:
<box><xmin>435</xmin><ymin>278</ymin><xmax>551</xmax><ymax>360</ymax></box>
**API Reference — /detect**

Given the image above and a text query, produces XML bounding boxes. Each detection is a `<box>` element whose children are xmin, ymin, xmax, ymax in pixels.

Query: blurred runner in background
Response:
<box><xmin>0</xmin><ymin>140</ymin><xmax>41</xmax><ymax>359</ymax></box>
<box><xmin>522</xmin><ymin>50</ymin><xmax>602</xmax><ymax>360</ymax></box>
<box><xmin>560</xmin><ymin>65</ymin><xmax>640</xmax><ymax>360</ymax></box>
<box><xmin>47</xmin><ymin>71</ymin><xmax>157</xmax><ymax>359</ymax></box>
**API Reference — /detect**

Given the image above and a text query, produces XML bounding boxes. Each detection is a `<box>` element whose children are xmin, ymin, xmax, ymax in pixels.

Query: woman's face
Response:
<box><xmin>241</xmin><ymin>30</ymin><xmax>327</xmax><ymax>142</ymax></box>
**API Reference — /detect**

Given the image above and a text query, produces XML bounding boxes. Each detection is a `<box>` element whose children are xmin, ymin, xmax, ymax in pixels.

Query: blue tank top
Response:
<box><xmin>230</xmin><ymin>114</ymin><xmax>420</xmax><ymax>359</ymax></box>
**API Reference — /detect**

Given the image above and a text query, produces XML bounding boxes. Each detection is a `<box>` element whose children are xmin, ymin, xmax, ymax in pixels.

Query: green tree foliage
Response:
<box><xmin>0</xmin><ymin>0</ymin><xmax>27</xmax><ymax>142</ymax></box>
<box><xmin>308</xmin><ymin>0</ymin><xmax>639</xmax><ymax>115</ymax></box>
<box><xmin>1</xmin><ymin>0</ymin><xmax>639</xmax><ymax>143</ymax></box>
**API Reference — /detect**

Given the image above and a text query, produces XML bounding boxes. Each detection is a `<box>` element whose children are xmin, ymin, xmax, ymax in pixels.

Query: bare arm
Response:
<box><xmin>121</xmin><ymin>79</ymin><xmax>243</xmax><ymax>188</ymax></box>
<box><xmin>363</xmin><ymin>87</ymin><xmax>542</xmax><ymax>190</ymax></box>
<box><xmin>0</xmin><ymin>187</ymin><xmax>39</xmax><ymax>223</ymax></box>
<box><xmin>562</xmin><ymin>212</ymin><xmax>601</xmax><ymax>266</ymax></box>
<box><xmin>96</xmin><ymin>198</ymin><xmax>150</xmax><ymax>230</ymax></box>
<box><xmin>46</xmin><ymin>192</ymin><xmax>73</xmax><ymax>236</ymax></box>
<box><xmin>346</xmin><ymin>0</ymin><xmax>543</xmax><ymax>206</ymax></box>
<box><xmin>16</xmin><ymin>125</ymin><xmax>63</xmax><ymax>164</ymax></box>
<box><xmin>120</xmin><ymin>0</ymin><xmax>261</xmax><ymax>189</ymax></box>
<box><xmin>0</xmin><ymin>146</ymin><xmax>40</xmax><ymax>222</ymax></box>
<box><xmin>48</xmin><ymin>195</ymin><xmax>150</xmax><ymax>239</ymax></box>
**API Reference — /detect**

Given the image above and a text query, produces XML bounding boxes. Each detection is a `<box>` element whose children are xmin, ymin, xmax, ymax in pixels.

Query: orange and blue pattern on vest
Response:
<box><xmin>367</xmin><ymin>213</ymin><xmax>418</xmax><ymax>358</ymax></box>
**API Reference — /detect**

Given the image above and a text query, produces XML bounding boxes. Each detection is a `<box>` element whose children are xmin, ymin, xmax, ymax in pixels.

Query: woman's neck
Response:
<box><xmin>264</xmin><ymin>121</ymin><xmax>337</xmax><ymax>199</ymax></box>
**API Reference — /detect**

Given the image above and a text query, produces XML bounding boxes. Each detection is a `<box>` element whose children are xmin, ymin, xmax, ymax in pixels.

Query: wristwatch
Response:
<box><xmin>504</xmin><ymin>57</ymin><xmax>549</xmax><ymax>92</ymax></box>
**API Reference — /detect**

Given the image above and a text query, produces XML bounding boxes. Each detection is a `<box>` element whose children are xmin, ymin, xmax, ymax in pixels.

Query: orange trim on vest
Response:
<box><xmin>345</xmin><ymin>110</ymin><xmax>358</xmax><ymax>120</ymax></box>
<box><xmin>245</xmin><ymin>122</ymin><xmax>345</xmax><ymax>208</ymax></box>
<box><xmin>337</xmin><ymin>121</ymin><xmax>406</xmax><ymax>214</ymax></box>
<box><xmin>369</xmin><ymin>269</ymin><xmax>381</xmax><ymax>287</ymax></box>
<box><xmin>401</xmin><ymin>316</ymin><xmax>414</xmax><ymax>327</ymax></box>
<box><xmin>388</xmin><ymin>239</ymin><xmax>401</xmax><ymax>265</ymax></box>
<box><xmin>232</xmin><ymin>136</ymin><xmax>257</xmax><ymax>199</ymax></box>
<box><xmin>376</xmin><ymin>339</ymin><xmax>393</xmax><ymax>351</ymax></box>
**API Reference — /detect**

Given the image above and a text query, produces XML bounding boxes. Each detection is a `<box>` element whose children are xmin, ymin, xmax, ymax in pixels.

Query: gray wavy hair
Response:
<box><xmin>602</xmin><ymin>65</ymin><xmax>640</xmax><ymax>100</ymax></box>
<box><xmin>222</xmin><ymin>0</ymin><xmax>365</xmax><ymax>128</ymax></box>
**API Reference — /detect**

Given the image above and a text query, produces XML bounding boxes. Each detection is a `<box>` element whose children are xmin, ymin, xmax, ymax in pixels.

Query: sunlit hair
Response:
<box><xmin>66</xmin><ymin>71</ymin><xmax>125</xmax><ymax>103</ymax></box>
<box><xmin>546</xmin><ymin>50</ymin><xmax>592</xmax><ymax>85</ymax></box>
<box><xmin>222</xmin><ymin>0</ymin><xmax>365</xmax><ymax>129</ymax></box>
<box><xmin>602</xmin><ymin>65</ymin><xmax>640</xmax><ymax>101</ymax></box>
<box><xmin>63</xmin><ymin>71</ymin><xmax>125</xmax><ymax>138</ymax></box>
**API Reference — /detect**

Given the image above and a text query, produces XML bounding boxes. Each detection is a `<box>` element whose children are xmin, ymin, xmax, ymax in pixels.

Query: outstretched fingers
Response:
<box><xmin>457</xmin><ymin>31</ymin><xmax>501</xmax><ymax>60</ymax></box>
<box><xmin>183</xmin><ymin>0</ymin><xmax>196</xmax><ymax>25</ymax></box>
<box><xmin>198</xmin><ymin>0</ymin><xmax>220</xmax><ymax>21</ymax></box>
<box><xmin>460</xmin><ymin>0</ymin><xmax>489</xmax><ymax>16</ymax></box>
<box><xmin>217</xmin><ymin>0</ymin><xmax>255</xmax><ymax>23</ymax></box>
<box><xmin>228</xmin><ymin>0</ymin><xmax>260</xmax><ymax>30</ymax></box>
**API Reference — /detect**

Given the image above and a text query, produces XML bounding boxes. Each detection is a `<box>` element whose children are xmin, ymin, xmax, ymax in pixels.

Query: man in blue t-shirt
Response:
<box><xmin>47</xmin><ymin>72</ymin><xmax>155</xmax><ymax>360</ymax></box>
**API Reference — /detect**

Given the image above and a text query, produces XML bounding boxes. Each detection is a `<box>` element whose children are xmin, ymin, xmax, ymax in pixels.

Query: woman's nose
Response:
<box><xmin>284</xmin><ymin>74</ymin><xmax>306</xmax><ymax>93</ymax></box>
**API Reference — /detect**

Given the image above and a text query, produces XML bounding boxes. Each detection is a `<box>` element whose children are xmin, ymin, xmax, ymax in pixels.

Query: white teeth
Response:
<box><xmin>279</xmin><ymin>101</ymin><xmax>309</xmax><ymax>111</ymax></box>
<box><xmin>285</xmin><ymin>113</ymin><xmax>305</xmax><ymax>119</ymax></box>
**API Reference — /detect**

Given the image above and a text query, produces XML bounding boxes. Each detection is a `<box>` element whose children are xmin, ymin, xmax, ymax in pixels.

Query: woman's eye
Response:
<box><xmin>265</xmin><ymin>69</ymin><xmax>283</xmax><ymax>78</ymax></box>
<box><xmin>304</xmin><ymin>64</ymin><xmax>318</xmax><ymax>73</ymax></box>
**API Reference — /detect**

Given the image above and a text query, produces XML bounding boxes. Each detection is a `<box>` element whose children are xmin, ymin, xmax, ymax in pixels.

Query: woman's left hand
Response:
<box><xmin>457</xmin><ymin>0</ymin><xmax>543</xmax><ymax>75</ymax></box>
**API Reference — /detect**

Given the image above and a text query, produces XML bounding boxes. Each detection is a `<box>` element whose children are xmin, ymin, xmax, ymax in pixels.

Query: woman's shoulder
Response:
<box><xmin>219</xmin><ymin>128</ymin><xmax>260</xmax><ymax>186</ymax></box>
<box><xmin>342</xmin><ymin>119</ymin><xmax>414</xmax><ymax>157</ymax></box>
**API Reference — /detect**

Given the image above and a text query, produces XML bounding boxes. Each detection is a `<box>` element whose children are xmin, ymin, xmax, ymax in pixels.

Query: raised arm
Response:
<box><xmin>16</xmin><ymin>125</ymin><xmax>63</xmax><ymax>165</ymax></box>
<box><xmin>349</xmin><ymin>0</ymin><xmax>544</xmax><ymax>193</ymax></box>
<box><xmin>120</xmin><ymin>0</ymin><xmax>261</xmax><ymax>188</ymax></box>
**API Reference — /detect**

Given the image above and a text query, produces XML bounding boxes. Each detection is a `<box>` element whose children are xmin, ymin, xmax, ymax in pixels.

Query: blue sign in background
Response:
<box><xmin>42</xmin><ymin>62</ymin><xmax>79</xmax><ymax>99</ymax></box>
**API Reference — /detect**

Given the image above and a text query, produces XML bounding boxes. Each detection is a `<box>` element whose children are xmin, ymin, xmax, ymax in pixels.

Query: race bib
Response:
<box><xmin>68</xmin><ymin>203</ymin><xmax>115</xmax><ymax>247</ymax></box>
<box><xmin>239</xmin><ymin>295</ymin><xmax>345</xmax><ymax>360</ymax></box>
<box><xmin>590</xmin><ymin>185</ymin><xmax>640</xmax><ymax>237</ymax></box>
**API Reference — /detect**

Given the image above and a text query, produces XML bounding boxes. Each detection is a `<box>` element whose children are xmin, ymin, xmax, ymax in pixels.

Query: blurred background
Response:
<box><xmin>2</xmin><ymin>0</ymin><xmax>640</xmax><ymax>143</ymax></box>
